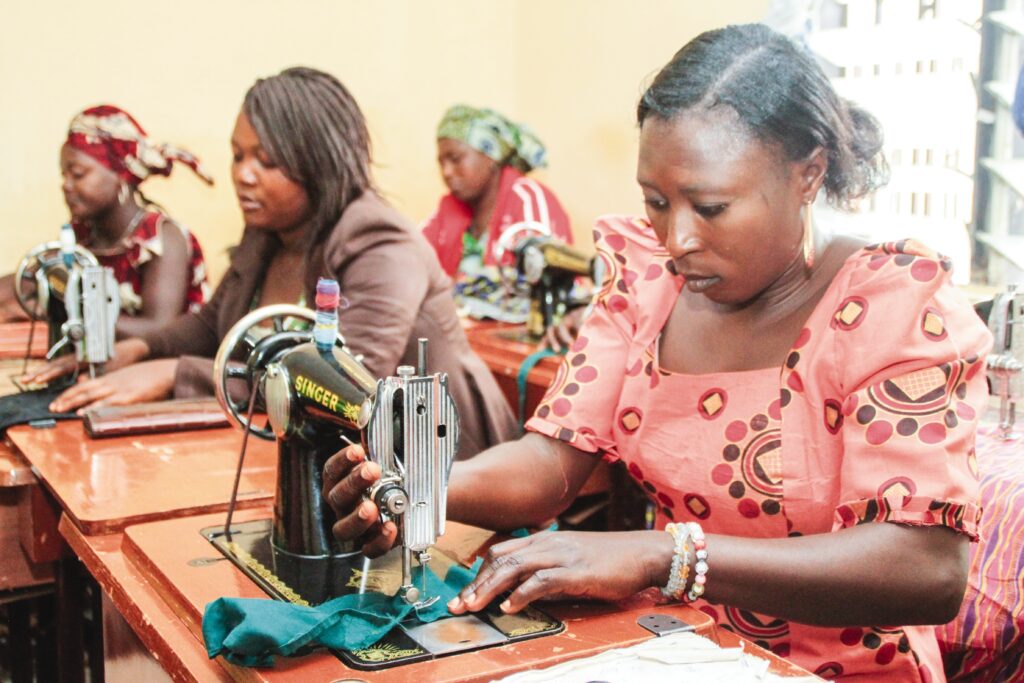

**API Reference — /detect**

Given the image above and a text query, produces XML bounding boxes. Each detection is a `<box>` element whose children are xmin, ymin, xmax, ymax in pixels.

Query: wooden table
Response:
<box><xmin>7</xmin><ymin>421</ymin><xmax>276</xmax><ymax>538</ymax></box>
<box><xmin>63</xmin><ymin>507</ymin><xmax>815</xmax><ymax>682</ymax></box>
<box><xmin>463</xmin><ymin>321</ymin><xmax>559</xmax><ymax>420</ymax></box>
<box><xmin>0</xmin><ymin>321</ymin><xmax>48</xmax><ymax>360</ymax></box>
<box><xmin>5</xmin><ymin>421</ymin><xmax>277</xmax><ymax>682</ymax></box>
<box><xmin>60</xmin><ymin>519</ymin><xmax>231</xmax><ymax>683</ymax></box>
<box><xmin>0</xmin><ymin>439</ymin><xmax>52</xmax><ymax>591</ymax></box>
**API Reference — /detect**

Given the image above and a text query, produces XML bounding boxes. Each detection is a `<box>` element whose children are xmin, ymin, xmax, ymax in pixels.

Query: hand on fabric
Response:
<box><xmin>448</xmin><ymin>530</ymin><xmax>669</xmax><ymax>615</ymax></box>
<box><xmin>203</xmin><ymin>558</ymin><xmax>483</xmax><ymax>667</ymax></box>
<box><xmin>322</xmin><ymin>444</ymin><xmax>399</xmax><ymax>558</ymax></box>
<box><xmin>19</xmin><ymin>353</ymin><xmax>80</xmax><ymax>387</ymax></box>
<box><xmin>541</xmin><ymin>306</ymin><xmax>585</xmax><ymax>352</ymax></box>
<box><xmin>48</xmin><ymin>358</ymin><xmax>177</xmax><ymax>413</ymax></box>
<box><xmin>21</xmin><ymin>337</ymin><xmax>149</xmax><ymax>386</ymax></box>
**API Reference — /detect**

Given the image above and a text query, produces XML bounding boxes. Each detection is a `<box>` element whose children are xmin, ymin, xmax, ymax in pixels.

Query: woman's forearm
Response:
<box><xmin>701</xmin><ymin>522</ymin><xmax>968</xmax><ymax>627</ymax></box>
<box><xmin>139</xmin><ymin>310</ymin><xmax>218</xmax><ymax>360</ymax></box>
<box><xmin>447</xmin><ymin>433</ymin><xmax>598</xmax><ymax>531</ymax></box>
<box><xmin>115</xmin><ymin>314</ymin><xmax>175</xmax><ymax>341</ymax></box>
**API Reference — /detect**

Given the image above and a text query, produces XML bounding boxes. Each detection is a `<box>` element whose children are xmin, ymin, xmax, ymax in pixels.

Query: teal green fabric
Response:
<box><xmin>459</xmin><ymin>228</ymin><xmax>488</xmax><ymax>279</ymax></box>
<box><xmin>202</xmin><ymin>558</ymin><xmax>482</xmax><ymax>667</ymax></box>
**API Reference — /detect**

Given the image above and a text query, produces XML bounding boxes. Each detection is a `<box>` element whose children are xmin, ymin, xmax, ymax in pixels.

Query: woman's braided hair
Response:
<box><xmin>243</xmin><ymin>66</ymin><xmax>375</xmax><ymax>249</ymax></box>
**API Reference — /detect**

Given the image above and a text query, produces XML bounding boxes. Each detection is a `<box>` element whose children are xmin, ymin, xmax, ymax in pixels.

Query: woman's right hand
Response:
<box><xmin>322</xmin><ymin>444</ymin><xmax>399</xmax><ymax>558</ymax></box>
<box><xmin>49</xmin><ymin>358</ymin><xmax>177</xmax><ymax>413</ymax></box>
<box><xmin>20</xmin><ymin>337</ymin><xmax>150</xmax><ymax>386</ymax></box>
<box><xmin>542</xmin><ymin>306</ymin><xmax>586</xmax><ymax>352</ymax></box>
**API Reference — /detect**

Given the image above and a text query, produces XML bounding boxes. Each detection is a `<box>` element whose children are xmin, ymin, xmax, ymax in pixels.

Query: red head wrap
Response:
<box><xmin>65</xmin><ymin>105</ymin><xmax>213</xmax><ymax>186</ymax></box>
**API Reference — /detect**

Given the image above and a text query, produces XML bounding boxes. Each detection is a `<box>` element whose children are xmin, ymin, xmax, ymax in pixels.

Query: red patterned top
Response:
<box><xmin>73</xmin><ymin>210</ymin><xmax>209</xmax><ymax>315</ymax></box>
<box><xmin>526</xmin><ymin>215</ymin><xmax>993</xmax><ymax>682</ymax></box>
<box><xmin>421</xmin><ymin>166</ymin><xmax>573</xmax><ymax>278</ymax></box>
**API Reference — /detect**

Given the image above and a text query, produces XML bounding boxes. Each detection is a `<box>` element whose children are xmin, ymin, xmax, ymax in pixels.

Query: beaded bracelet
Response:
<box><xmin>684</xmin><ymin>521</ymin><xmax>708</xmax><ymax>602</ymax></box>
<box><xmin>660</xmin><ymin>522</ymin><xmax>692</xmax><ymax>601</ymax></box>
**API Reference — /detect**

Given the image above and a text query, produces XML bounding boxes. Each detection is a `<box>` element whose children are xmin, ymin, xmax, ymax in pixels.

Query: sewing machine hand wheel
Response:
<box><xmin>14</xmin><ymin>241</ymin><xmax>98</xmax><ymax>319</ymax></box>
<box><xmin>493</xmin><ymin>220</ymin><xmax>551</xmax><ymax>294</ymax></box>
<box><xmin>214</xmin><ymin>304</ymin><xmax>346</xmax><ymax>441</ymax></box>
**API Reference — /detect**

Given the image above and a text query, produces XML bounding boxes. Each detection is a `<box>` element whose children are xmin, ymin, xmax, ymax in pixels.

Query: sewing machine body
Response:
<box><xmin>55</xmin><ymin>264</ymin><xmax>119</xmax><ymax>368</ymax></box>
<box><xmin>14</xmin><ymin>239</ymin><xmax>99</xmax><ymax>350</ymax></box>
<box><xmin>514</xmin><ymin>236</ymin><xmax>598</xmax><ymax>339</ymax></box>
<box><xmin>985</xmin><ymin>286</ymin><xmax>1024</xmax><ymax>438</ymax></box>
<box><xmin>263</xmin><ymin>340</ymin><xmax>373</xmax><ymax>558</ymax></box>
<box><xmin>208</xmin><ymin>304</ymin><xmax>562</xmax><ymax>668</ymax></box>
<box><xmin>253</xmin><ymin>326</ymin><xmax>461</xmax><ymax>598</ymax></box>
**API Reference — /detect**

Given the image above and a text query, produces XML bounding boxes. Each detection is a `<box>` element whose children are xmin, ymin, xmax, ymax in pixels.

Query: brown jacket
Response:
<box><xmin>142</xmin><ymin>192</ymin><xmax>518</xmax><ymax>458</ymax></box>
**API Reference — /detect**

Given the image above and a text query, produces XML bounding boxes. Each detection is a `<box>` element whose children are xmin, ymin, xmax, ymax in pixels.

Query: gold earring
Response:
<box><xmin>801</xmin><ymin>201</ymin><xmax>815</xmax><ymax>271</ymax></box>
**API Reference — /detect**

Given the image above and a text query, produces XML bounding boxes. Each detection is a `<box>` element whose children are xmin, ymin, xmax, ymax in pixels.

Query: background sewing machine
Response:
<box><xmin>206</xmin><ymin>287</ymin><xmax>561</xmax><ymax>670</ymax></box>
<box><xmin>13</xmin><ymin>224</ymin><xmax>119</xmax><ymax>380</ymax></box>
<box><xmin>492</xmin><ymin>222</ymin><xmax>601</xmax><ymax>341</ymax></box>
<box><xmin>982</xmin><ymin>285</ymin><xmax>1023</xmax><ymax>438</ymax></box>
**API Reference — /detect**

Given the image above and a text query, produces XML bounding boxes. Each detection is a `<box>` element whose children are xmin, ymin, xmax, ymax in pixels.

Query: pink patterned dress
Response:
<box><xmin>526</xmin><ymin>215</ymin><xmax>993</xmax><ymax>682</ymax></box>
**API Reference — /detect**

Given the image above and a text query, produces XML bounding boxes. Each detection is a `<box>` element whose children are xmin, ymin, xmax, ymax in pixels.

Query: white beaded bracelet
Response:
<box><xmin>684</xmin><ymin>521</ymin><xmax>708</xmax><ymax>602</ymax></box>
<box><xmin>660</xmin><ymin>522</ymin><xmax>692</xmax><ymax>601</ymax></box>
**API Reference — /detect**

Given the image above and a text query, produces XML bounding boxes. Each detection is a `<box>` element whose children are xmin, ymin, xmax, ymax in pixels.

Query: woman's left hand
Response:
<box><xmin>542</xmin><ymin>306</ymin><xmax>586</xmax><ymax>352</ymax></box>
<box><xmin>447</xmin><ymin>530</ymin><xmax>669</xmax><ymax>615</ymax></box>
<box><xmin>49</xmin><ymin>358</ymin><xmax>178</xmax><ymax>413</ymax></box>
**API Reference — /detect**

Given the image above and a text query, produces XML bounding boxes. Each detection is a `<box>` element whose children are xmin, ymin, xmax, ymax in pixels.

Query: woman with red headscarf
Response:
<box><xmin>0</xmin><ymin>105</ymin><xmax>212</xmax><ymax>338</ymax></box>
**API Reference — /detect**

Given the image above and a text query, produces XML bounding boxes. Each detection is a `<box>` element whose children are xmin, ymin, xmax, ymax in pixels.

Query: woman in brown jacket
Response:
<box><xmin>31</xmin><ymin>67</ymin><xmax>517</xmax><ymax>458</ymax></box>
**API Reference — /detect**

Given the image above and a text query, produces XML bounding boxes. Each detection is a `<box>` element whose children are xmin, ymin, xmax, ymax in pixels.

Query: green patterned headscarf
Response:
<box><xmin>437</xmin><ymin>104</ymin><xmax>548</xmax><ymax>174</ymax></box>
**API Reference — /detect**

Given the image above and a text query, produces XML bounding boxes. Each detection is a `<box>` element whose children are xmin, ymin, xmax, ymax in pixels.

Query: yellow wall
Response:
<box><xmin>0</xmin><ymin>0</ymin><xmax>767</xmax><ymax>279</ymax></box>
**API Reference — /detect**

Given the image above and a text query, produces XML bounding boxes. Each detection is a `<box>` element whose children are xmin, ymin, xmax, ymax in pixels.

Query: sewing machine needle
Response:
<box><xmin>358</xmin><ymin>556</ymin><xmax>371</xmax><ymax>594</ymax></box>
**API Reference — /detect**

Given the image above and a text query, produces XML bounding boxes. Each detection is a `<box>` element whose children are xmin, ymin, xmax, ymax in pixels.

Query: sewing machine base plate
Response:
<box><xmin>202</xmin><ymin>518</ymin><xmax>564</xmax><ymax>670</ymax></box>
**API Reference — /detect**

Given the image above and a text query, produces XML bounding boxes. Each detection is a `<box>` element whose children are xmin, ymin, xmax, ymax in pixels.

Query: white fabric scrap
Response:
<box><xmin>492</xmin><ymin>632</ymin><xmax>824</xmax><ymax>683</ymax></box>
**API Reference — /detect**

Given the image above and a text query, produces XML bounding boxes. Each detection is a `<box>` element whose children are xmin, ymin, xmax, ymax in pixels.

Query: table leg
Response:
<box><xmin>85</xmin><ymin>576</ymin><xmax>104</xmax><ymax>682</ymax></box>
<box><xmin>55</xmin><ymin>557</ymin><xmax>85</xmax><ymax>683</ymax></box>
<box><xmin>36</xmin><ymin>591</ymin><xmax>58</xmax><ymax>683</ymax></box>
<box><xmin>7</xmin><ymin>598</ymin><xmax>32</xmax><ymax>683</ymax></box>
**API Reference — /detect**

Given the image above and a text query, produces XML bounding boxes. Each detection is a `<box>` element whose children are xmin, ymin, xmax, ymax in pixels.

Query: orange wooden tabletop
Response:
<box><xmin>0</xmin><ymin>437</ymin><xmax>35</xmax><ymax>488</ymax></box>
<box><xmin>110</xmin><ymin>508</ymin><xmax>814</xmax><ymax>682</ymax></box>
<box><xmin>7</xmin><ymin>421</ymin><xmax>277</xmax><ymax>535</ymax></box>
<box><xmin>59</xmin><ymin>515</ymin><xmax>232</xmax><ymax>682</ymax></box>
<box><xmin>0</xmin><ymin>440</ymin><xmax>51</xmax><ymax>592</ymax></box>
<box><xmin>464</xmin><ymin>321</ymin><xmax>560</xmax><ymax>388</ymax></box>
<box><xmin>463</xmin><ymin>320</ymin><xmax>565</xmax><ymax>431</ymax></box>
<box><xmin>0</xmin><ymin>321</ymin><xmax>48</xmax><ymax>360</ymax></box>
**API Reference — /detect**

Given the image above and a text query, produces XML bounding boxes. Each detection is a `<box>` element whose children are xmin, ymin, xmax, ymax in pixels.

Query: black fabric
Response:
<box><xmin>0</xmin><ymin>383</ymin><xmax>79</xmax><ymax>433</ymax></box>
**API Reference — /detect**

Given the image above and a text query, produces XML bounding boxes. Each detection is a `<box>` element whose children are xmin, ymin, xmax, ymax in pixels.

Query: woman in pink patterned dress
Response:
<box><xmin>324</xmin><ymin>25</ymin><xmax>992</xmax><ymax>682</ymax></box>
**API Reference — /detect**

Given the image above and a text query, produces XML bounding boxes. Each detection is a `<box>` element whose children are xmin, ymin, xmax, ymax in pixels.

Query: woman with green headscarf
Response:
<box><xmin>422</xmin><ymin>105</ymin><xmax>573</xmax><ymax>279</ymax></box>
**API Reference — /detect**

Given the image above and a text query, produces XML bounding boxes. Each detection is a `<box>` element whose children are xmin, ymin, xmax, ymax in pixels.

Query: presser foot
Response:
<box><xmin>399</xmin><ymin>584</ymin><xmax>441</xmax><ymax>611</ymax></box>
<box><xmin>411</xmin><ymin>595</ymin><xmax>441</xmax><ymax>612</ymax></box>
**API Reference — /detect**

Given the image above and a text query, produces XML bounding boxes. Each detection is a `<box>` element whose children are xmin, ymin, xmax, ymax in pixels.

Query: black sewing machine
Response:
<box><xmin>491</xmin><ymin>223</ymin><xmax>600</xmax><ymax>341</ymax></box>
<box><xmin>13</xmin><ymin>224</ymin><xmax>119</xmax><ymax>378</ymax></box>
<box><xmin>513</xmin><ymin>235</ymin><xmax>599</xmax><ymax>340</ymax></box>
<box><xmin>205</xmin><ymin>289</ymin><xmax>562</xmax><ymax>670</ymax></box>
